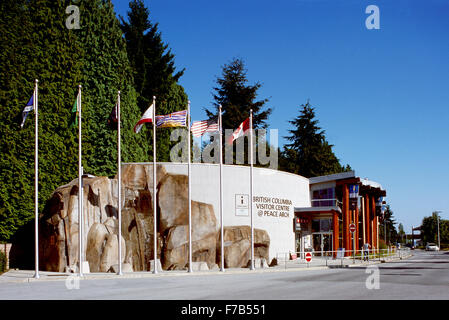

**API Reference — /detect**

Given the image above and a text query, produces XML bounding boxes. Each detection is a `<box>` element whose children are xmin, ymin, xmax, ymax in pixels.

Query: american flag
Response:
<box><xmin>191</xmin><ymin>117</ymin><xmax>219</xmax><ymax>137</ymax></box>
<box><xmin>155</xmin><ymin>110</ymin><xmax>187</xmax><ymax>128</ymax></box>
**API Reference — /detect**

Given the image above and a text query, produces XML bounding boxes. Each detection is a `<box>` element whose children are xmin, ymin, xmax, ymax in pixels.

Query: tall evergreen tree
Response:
<box><xmin>75</xmin><ymin>0</ymin><xmax>148</xmax><ymax>175</ymax></box>
<box><xmin>120</xmin><ymin>0</ymin><xmax>188</xmax><ymax>162</ymax></box>
<box><xmin>206</xmin><ymin>58</ymin><xmax>272</xmax><ymax>131</ymax></box>
<box><xmin>379</xmin><ymin>205</ymin><xmax>398</xmax><ymax>245</ymax></box>
<box><xmin>281</xmin><ymin>100</ymin><xmax>349</xmax><ymax>178</ymax></box>
<box><xmin>0</xmin><ymin>0</ymin><xmax>147</xmax><ymax>241</ymax></box>
<box><xmin>204</xmin><ymin>58</ymin><xmax>272</xmax><ymax>165</ymax></box>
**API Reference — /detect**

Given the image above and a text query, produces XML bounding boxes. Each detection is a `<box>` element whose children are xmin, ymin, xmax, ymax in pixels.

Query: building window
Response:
<box><xmin>312</xmin><ymin>188</ymin><xmax>336</xmax><ymax>207</ymax></box>
<box><xmin>320</xmin><ymin>219</ymin><xmax>331</xmax><ymax>232</ymax></box>
<box><xmin>312</xmin><ymin>218</ymin><xmax>332</xmax><ymax>233</ymax></box>
<box><xmin>312</xmin><ymin>219</ymin><xmax>320</xmax><ymax>233</ymax></box>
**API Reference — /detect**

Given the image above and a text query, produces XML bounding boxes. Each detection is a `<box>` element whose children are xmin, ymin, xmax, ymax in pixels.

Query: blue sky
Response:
<box><xmin>111</xmin><ymin>0</ymin><xmax>449</xmax><ymax>233</ymax></box>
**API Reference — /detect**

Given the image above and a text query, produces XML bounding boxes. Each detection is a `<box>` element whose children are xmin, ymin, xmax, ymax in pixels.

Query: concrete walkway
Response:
<box><xmin>0</xmin><ymin>252</ymin><xmax>412</xmax><ymax>285</ymax></box>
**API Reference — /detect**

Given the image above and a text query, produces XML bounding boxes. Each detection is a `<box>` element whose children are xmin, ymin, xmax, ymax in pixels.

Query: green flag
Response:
<box><xmin>70</xmin><ymin>97</ymin><xmax>78</xmax><ymax>128</ymax></box>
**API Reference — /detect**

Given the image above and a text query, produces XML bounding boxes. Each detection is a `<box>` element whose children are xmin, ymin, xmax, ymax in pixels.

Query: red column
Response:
<box><xmin>355</xmin><ymin>204</ymin><xmax>359</xmax><ymax>252</ymax></box>
<box><xmin>333</xmin><ymin>211</ymin><xmax>339</xmax><ymax>258</ymax></box>
<box><xmin>371</xmin><ymin>195</ymin><xmax>376</xmax><ymax>249</ymax></box>
<box><xmin>343</xmin><ymin>184</ymin><xmax>350</xmax><ymax>256</ymax></box>
<box><xmin>364</xmin><ymin>194</ymin><xmax>370</xmax><ymax>245</ymax></box>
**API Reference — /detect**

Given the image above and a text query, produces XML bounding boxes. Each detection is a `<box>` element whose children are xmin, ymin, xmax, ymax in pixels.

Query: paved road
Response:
<box><xmin>0</xmin><ymin>250</ymin><xmax>448</xmax><ymax>300</ymax></box>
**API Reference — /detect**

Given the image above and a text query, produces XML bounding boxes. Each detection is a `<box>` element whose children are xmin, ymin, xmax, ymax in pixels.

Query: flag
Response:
<box><xmin>227</xmin><ymin>117</ymin><xmax>250</xmax><ymax>144</ymax></box>
<box><xmin>20</xmin><ymin>94</ymin><xmax>34</xmax><ymax>128</ymax></box>
<box><xmin>191</xmin><ymin>117</ymin><xmax>219</xmax><ymax>137</ymax></box>
<box><xmin>107</xmin><ymin>102</ymin><xmax>118</xmax><ymax>129</ymax></box>
<box><xmin>70</xmin><ymin>96</ymin><xmax>79</xmax><ymax>128</ymax></box>
<box><xmin>155</xmin><ymin>110</ymin><xmax>187</xmax><ymax>128</ymax></box>
<box><xmin>134</xmin><ymin>103</ymin><xmax>154</xmax><ymax>133</ymax></box>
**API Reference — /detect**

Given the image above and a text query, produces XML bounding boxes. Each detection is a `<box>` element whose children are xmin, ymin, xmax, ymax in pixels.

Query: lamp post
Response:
<box><xmin>435</xmin><ymin>211</ymin><xmax>442</xmax><ymax>250</ymax></box>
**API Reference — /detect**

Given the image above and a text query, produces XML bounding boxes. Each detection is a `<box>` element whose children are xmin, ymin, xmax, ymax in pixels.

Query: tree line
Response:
<box><xmin>1</xmin><ymin>0</ymin><xmax>351</xmax><ymax>241</ymax></box>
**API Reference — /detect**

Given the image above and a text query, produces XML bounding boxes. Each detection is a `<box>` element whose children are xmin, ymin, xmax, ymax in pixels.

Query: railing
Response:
<box><xmin>275</xmin><ymin>248</ymin><xmax>412</xmax><ymax>270</ymax></box>
<box><xmin>311</xmin><ymin>198</ymin><xmax>342</xmax><ymax>207</ymax></box>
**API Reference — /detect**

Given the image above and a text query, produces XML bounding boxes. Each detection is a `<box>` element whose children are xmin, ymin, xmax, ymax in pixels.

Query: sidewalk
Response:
<box><xmin>0</xmin><ymin>253</ymin><xmax>412</xmax><ymax>284</ymax></box>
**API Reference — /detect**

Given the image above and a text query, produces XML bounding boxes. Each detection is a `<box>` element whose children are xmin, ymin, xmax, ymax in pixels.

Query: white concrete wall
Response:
<box><xmin>152</xmin><ymin>162</ymin><xmax>311</xmax><ymax>262</ymax></box>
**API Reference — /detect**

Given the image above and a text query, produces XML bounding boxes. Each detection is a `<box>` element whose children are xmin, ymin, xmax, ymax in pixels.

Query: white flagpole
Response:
<box><xmin>219</xmin><ymin>105</ymin><xmax>224</xmax><ymax>272</ymax></box>
<box><xmin>33</xmin><ymin>79</ymin><xmax>39</xmax><ymax>279</ymax></box>
<box><xmin>188</xmin><ymin>101</ymin><xmax>193</xmax><ymax>273</ymax></box>
<box><xmin>78</xmin><ymin>85</ymin><xmax>83</xmax><ymax>277</ymax></box>
<box><xmin>153</xmin><ymin>96</ymin><xmax>158</xmax><ymax>274</ymax></box>
<box><xmin>249</xmin><ymin>110</ymin><xmax>254</xmax><ymax>270</ymax></box>
<box><xmin>117</xmin><ymin>91</ymin><xmax>123</xmax><ymax>275</ymax></box>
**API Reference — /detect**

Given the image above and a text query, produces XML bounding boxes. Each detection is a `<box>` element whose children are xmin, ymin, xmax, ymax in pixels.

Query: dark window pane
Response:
<box><xmin>312</xmin><ymin>219</ymin><xmax>320</xmax><ymax>233</ymax></box>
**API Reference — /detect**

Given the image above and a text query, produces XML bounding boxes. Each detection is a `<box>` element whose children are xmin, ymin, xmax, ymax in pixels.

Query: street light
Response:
<box><xmin>435</xmin><ymin>211</ymin><xmax>442</xmax><ymax>250</ymax></box>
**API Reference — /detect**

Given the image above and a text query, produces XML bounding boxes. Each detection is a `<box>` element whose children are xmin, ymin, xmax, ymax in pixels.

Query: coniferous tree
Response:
<box><xmin>281</xmin><ymin>100</ymin><xmax>349</xmax><ymax>177</ymax></box>
<box><xmin>205</xmin><ymin>58</ymin><xmax>272</xmax><ymax>165</ymax></box>
<box><xmin>120</xmin><ymin>0</ymin><xmax>188</xmax><ymax>162</ymax></box>
<box><xmin>75</xmin><ymin>0</ymin><xmax>148</xmax><ymax>175</ymax></box>
<box><xmin>0</xmin><ymin>0</ymin><xmax>83</xmax><ymax>241</ymax></box>
<box><xmin>0</xmin><ymin>0</ymin><xmax>147</xmax><ymax>241</ymax></box>
<box><xmin>379</xmin><ymin>205</ymin><xmax>398</xmax><ymax>245</ymax></box>
<box><xmin>206</xmin><ymin>58</ymin><xmax>272</xmax><ymax>131</ymax></box>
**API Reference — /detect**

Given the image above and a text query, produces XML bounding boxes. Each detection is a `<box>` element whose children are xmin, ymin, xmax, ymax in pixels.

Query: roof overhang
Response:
<box><xmin>295</xmin><ymin>206</ymin><xmax>342</xmax><ymax>214</ymax></box>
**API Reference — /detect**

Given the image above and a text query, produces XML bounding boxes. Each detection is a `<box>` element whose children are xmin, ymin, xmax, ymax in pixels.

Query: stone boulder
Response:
<box><xmin>108</xmin><ymin>263</ymin><xmax>134</xmax><ymax>273</ymax></box>
<box><xmin>159</xmin><ymin>174</ymin><xmax>218</xmax><ymax>269</ymax></box>
<box><xmin>39</xmin><ymin>164</ymin><xmax>271</xmax><ymax>273</ymax></box>
<box><xmin>40</xmin><ymin>176</ymin><xmax>118</xmax><ymax>272</ymax></box>
<box><xmin>99</xmin><ymin>234</ymin><xmax>126</xmax><ymax>272</ymax></box>
<box><xmin>162</xmin><ymin>201</ymin><xmax>218</xmax><ymax>270</ymax></box>
<box><xmin>86</xmin><ymin>223</ymin><xmax>109</xmax><ymax>272</ymax></box>
<box><xmin>217</xmin><ymin>226</ymin><xmax>270</xmax><ymax>268</ymax></box>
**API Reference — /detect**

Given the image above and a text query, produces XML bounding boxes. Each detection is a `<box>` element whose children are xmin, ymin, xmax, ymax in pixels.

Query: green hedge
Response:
<box><xmin>0</xmin><ymin>251</ymin><xmax>6</xmax><ymax>274</ymax></box>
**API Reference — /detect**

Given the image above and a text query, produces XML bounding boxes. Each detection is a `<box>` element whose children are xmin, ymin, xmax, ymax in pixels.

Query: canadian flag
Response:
<box><xmin>228</xmin><ymin>117</ymin><xmax>250</xmax><ymax>144</ymax></box>
<box><xmin>134</xmin><ymin>103</ymin><xmax>154</xmax><ymax>133</ymax></box>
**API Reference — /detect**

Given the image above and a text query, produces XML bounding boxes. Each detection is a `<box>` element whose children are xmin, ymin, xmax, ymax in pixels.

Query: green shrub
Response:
<box><xmin>0</xmin><ymin>251</ymin><xmax>6</xmax><ymax>274</ymax></box>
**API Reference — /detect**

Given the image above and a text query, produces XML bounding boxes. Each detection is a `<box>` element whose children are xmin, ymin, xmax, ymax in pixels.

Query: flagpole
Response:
<box><xmin>188</xmin><ymin>101</ymin><xmax>193</xmax><ymax>273</ymax></box>
<box><xmin>249</xmin><ymin>109</ymin><xmax>254</xmax><ymax>271</ymax></box>
<box><xmin>78</xmin><ymin>85</ymin><xmax>83</xmax><ymax>277</ymax></box>
<box><xmin>117</xmin><ymin>91</ymin><xmax>123</xmax><ymax>275</ymax></box>
<box><xmin>33</xmin><ymin>79</ymin><xmax>39</xmax><ymax>279</ymax></box>
<box><xmin>219</xmin><ymin>105</ymin><xmax>224</xmax><ymax>272</ymax></box>
<box><xmin>152</xmin><ymin>96</ymin><xmax>158</xmax><ymax>274</ymax></box>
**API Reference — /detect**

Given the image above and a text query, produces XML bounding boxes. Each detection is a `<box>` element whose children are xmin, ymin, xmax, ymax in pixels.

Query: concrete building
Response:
<box><xmin>295</xmin><ymin>171</ymin><xmax>386</xmax><ymax>257</ymax></box>
<box><xmin>133</xmin><ymin>163</ymin><xmax>386</xmax><ymax>262</ymax></box>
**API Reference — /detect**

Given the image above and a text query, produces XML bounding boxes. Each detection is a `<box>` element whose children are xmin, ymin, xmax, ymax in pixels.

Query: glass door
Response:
<box><xmin>312</xmin><ymin>232</ymin><xmax>333</xmax><ymax>257</ymax></box>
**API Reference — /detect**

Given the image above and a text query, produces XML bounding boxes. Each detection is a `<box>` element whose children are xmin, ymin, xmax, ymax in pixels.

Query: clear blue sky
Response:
<box><xmin>111</xmin><ymin>0</ymin><xmax>449</xmax><ymax>233</ymax></box>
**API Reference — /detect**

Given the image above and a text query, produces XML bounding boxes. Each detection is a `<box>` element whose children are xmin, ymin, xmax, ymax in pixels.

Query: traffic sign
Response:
<box><xmin>305</xmin><ymin>252</ymin><xmax>312</xmax><ymax>263</ymax></box>
<box><xmin>349</xmin><ymin>223</ymin><xmax>356</xmax><ymax>233</ymax></box>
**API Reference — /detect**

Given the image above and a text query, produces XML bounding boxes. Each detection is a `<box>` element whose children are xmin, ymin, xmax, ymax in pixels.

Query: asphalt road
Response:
<box><xmin>0</xmin><ymin>250</ymin><xmax>448</xmax><ymax>300</ymax></box>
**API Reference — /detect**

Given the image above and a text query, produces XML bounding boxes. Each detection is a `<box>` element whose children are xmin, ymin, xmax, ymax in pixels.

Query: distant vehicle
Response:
<box><xmin>426</xmin><ymin>243</ymin><xmax>439</xmax><ymax>251</ymax></box>
<box><xmin>405</xmin><ymin>243</ymin><xmax>415</xmax><ymax>250</ymax></box>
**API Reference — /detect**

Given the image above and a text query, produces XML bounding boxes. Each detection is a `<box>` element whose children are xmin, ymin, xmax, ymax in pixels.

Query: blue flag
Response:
<box><xmin>20</xmin><ymin>94</ymin><xmax>34</xmax><ymax>128</ymax></box>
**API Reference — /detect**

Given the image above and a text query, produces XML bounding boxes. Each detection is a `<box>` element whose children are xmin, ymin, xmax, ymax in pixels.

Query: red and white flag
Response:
<box><xmin>228</xmin><ymin>117</ymin><xmax>250</xmax><ymax>144</ymax></box>
<box><xmin>134</xmin><ymin>103</ymin><xmax>154</xmax><ymax>133</ymax></box>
